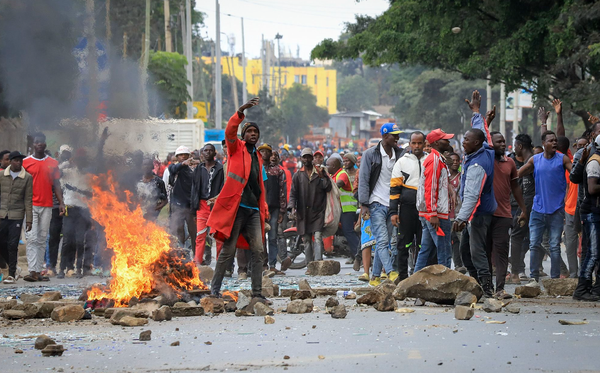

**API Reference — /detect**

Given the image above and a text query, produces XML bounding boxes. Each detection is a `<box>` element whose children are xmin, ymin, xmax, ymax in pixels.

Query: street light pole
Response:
<box><xmin>241</xmin><ymin>17</ymin><xmax>247</xmax><ymax>104</ymax></box>
<box><xmin>275</xmin><ymin>33</ymin><xmax>283</xmax><ymax>102</ymax></box>
<box><xmin>215</xmin><ymin>0</ymin><xmax>222</xmax><ymax>128</ymax></box>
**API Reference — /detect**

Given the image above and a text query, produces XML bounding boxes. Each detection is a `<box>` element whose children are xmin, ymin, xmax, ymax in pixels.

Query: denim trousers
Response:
<box><xmin>369</xmin><ymin>202</ymin><xmax>394</xmax><ymax>277</ymax></box>
<box><xmin>414</xmin><ymin>217</ymin><xmax>451</xmax><ymax>272</ymax></box>
<box><xmin>529</xmin><ymin>209</ymin><xmax>565</xmax><ymax>280</ymax></box>
<box><xmin>580</xmin><ymin>213</ymin><xmax>600</xmax><ymax>280</ymax></box>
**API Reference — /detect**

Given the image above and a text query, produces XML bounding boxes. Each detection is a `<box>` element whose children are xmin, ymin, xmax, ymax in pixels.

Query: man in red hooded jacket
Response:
<box><xmin>208</xmin><ymin>97</ymin><xmax>270</xmax><ymax>301</ymax></box>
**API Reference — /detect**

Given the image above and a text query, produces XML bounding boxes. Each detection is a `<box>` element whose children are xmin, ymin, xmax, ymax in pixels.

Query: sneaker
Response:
<box><xmin>56</xmin><ymin>271</ymin><xmax>65</xmax><ymax>279</ymax></box>
<box><xmin>518</xmin><ymin>272</ymin><xmax>528</xmax><ymax>281</ymax></box>
<box><xmin>280</xmin><ymin>257</ymin><xmax>292</xmax><ymax>272</ymax></box>
<box><xmin>494</xmin><ymin>290</ymin><xmax>513</xmax><ymax>300</ymax></box>
<box><xmin>388</xmin><ymin>271</ymin><xmax>399</xmax><ymax>283</ymax></box>
<box><xmin>2</xmin><ymin>276</ymin><xmax>15</xmax><ymax>284</ymax></box>
<box><xmin>252</xmin><ymin>294</ymin><xmax>273</xmax><ymax>306</ymax></box>
<box><xmin>238</xmin><ymin>272</ymin><xmax>248</xmax><ymax>280</ymax></box>
<box><xmin>353</xmin><ymin>258</ymin><xmax>361</xmax><ymax>272</ymax></box>
<box><xmin>455</xmin><ymin>266</ymin><xmax>467</xmax><ymax>274</ymax></box>
<box><xmin>15</xmin><ymin>267</ymin><xmax>22</xmax><ymax>281</ymax></box>
<box><xmin>369</xmin><ymin>276</ymin><xmax>382</xmax><ymax>287</ymax></box>
<box><xmin>508</xmin><ymin>274</ymin><xmax>521</xmax><ymax>285</ymax></box>
<box><xmin>345</xmin><ymin>258</ymin><xmax>354</xmax><ymax>265</ymax></box>
<box><xmin>358</xmin><ymin>273</ymin><xmax>369</xmax><ymax>282</ymax></box>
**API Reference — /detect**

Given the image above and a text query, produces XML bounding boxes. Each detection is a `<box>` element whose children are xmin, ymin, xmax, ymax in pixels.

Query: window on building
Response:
<box><xmin>314</xmin><ymin>75</ymin><xmax>317</xmax><ymax>85</ymax></box>
<box><xmin>302</xmin><ymin>75</ymin><xmax>307</xmax><ymax>85</ymax></box>
<box><xmin>295</xmin><ymin>75</ymin><xmax>300</xmax><ymax>83</ymax></box>
<box><xmin>326</xmin><ymin>77</ymin><xmax>329</xmax><ymax>87</ymax></box>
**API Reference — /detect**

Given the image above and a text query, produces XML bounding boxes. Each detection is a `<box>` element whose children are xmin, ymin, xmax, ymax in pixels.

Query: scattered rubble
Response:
<box><xmin>152</xmin><ymin>305</ymin><xmax>173</xmax><ymax>321</ymax></box>
<box><xmin>515</xmin><ymin>282</ymin><xmax>541</xmax><ymax>298</ymax></box>
<box><xmin>170</xmin><ymin>341</ymin><xmax>180</xmax><ymax>346</ymax></box>
<box><xmin>139</xmin><ymin>330</ymin><xmax>152</xmax><ymax>341</ymax></box>
<box><xmin>225</xmin><ymin>302</ymin><xmax>237</xmax><ymax>312</ymax></box>
<box><xmin>298</xmin><ymin>279</ymin><xmax>316</xmax><ymax>298</ymax></box>
<box><xmin>505</xmin><ymin>304</ymin><xmax>521</xmax><ymax>314</ymax></box>
<box><xmin>41</xmin><ymin>344</ymin><xmax>65</xmax><ymax>357</ymax></box>
<box><xmin>264</xmin><ymin>315</ymin><xmax>275</xmax><ymax>324</ymax></box>
<box><xmin>374</xmin><ymin>294</ymin><xmax>397</xmax><ymax>312</ymax></box>
<box><xmin>482</xmin><ymin>298</ymin><xmax>503</xmax><ymax>313</ymax></box>
<box><xmin>325</xmin><ymin>297</ymin><xmax>339</xmax><ymax>308</ymax></box>
<box><xmin>558</xmin><ymin>319</ymin><xmax>588</xmax><ymax>325</ymax></box>
<box><xmin>290</xmin><ymin>290</ymin><xmax>313</xmax><ymax>300</ymax></box>
<box><xmin>393</xmin><ymin>265</ymin><xmax>483</xmax><ymax>304</ymax></box>
<box><xmin>454</xmin><ymin>291</ymin><xmax>477</xmax><ymax>307</ymax></box>
<box><xmin>286</xmin><ymin>300</ymin><xmax>311</xmax><ymax>314</ymax></box>
<box><xmin>253</xmin><ymin>302</ymin><xmax>274</xmax><ymax>316</ymax></box>
<box><xmin>542</xmin><ymin>278</ymin><xmax>577</xmax><ymax>296</ymax></box>
<box><xmin>197</xmin><ymin>266</ymin><xmax>214</xmax><ymax>284</ymax></box>
<box><xmin>20</xmin><ymin>293</ymin><xmax>42</xmax><ymax>303</ymax></box>
<box><xmin>395</xmin><ymin>308</ymin><xmax>414</xmax><ymax>313</ymax></box>
<box><xmin>200</xmin><ymin>297</ymin><xmax>225</xmax><ymax>314</ymax></box>
<box><xmin>39</xmin><ymin>291</ymin><xmax>62</xmax><ymax>302</ymax></box>
<box><xmin>51</xmin><ymin>304</ymin><xmax>85</xmax><ymax>322</ymax></box>
<box><xmin>356</xmin><ymin>291</ymin><xmax>381</xmax><ymax>305</ymax></box>
<box><xmin>455</xmin><ymin>305</ymin><xmax>474</xmax><ymax>320</ymax></box>
<box><xmin>236</xmin><ymin>292</ymin><xmax>251</xmax><ymax>310</ymax></box>
<box><xmin>34</xmin><ymin>335</ymin><xmax>56</xmax><ymax>350</ymax></box>
<box><xmin>306</xmin><ymin>260</ymin><xmax>341</xmax><ymax>276</ymax></box>
<box><xmin>331</xmin><ymin>305</ymin><xmax>347</xmax><ymax>319</ymax></box>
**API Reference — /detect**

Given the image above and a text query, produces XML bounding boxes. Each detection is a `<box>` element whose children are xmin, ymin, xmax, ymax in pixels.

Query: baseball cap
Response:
<box><xmin>314</xmin><ymin>150</ymin><xmax>324</xmax><ymax>158</ymax></box>
<box><xmin>175</xmin><ymin>145</ymin><xmax>191</xmax><ymax>156</ymax></box>
<box><xmin>9</xmin><ymin>151</ymin><xmax>26</xmax><ymax>160</ymax></box>
<box><xmin>426</xmin><ymin>129</ymin><xmax>454</xmax><ymax>144</ymax></box>
<box><xmin>257</xmin><ymin>143</ymin><xmax>273</xmax><ymax>152</ymax></box>
<box><xmin>301</xmin><ymin>148</ymin><xmax>313</xmax><ymax>157</ymax></box>
<box><xmin>59</xmin><ymin>144</ymin><xmax>73</xmax><ymax>154</ymax></box>
<box><xmin>595</xmin><ymin>134</ymin><xmax>600</xmax><ymax>148</ymax></box>
<box><xmin>380</xmin><ymin>122</ymin><xmax>401</xmax><ymax>136</ymax></box>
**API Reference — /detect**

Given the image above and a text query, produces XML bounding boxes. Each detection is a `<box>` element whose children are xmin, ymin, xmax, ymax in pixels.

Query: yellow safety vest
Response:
<box><xmin>337</xmin><ymin>169</ymin><xmax>358</xmax><ymax>213</ymax></box>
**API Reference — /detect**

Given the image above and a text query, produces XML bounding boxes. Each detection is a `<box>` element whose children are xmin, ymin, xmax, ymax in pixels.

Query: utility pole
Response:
<box><xmin>140</xmin><ymin>0</ymin><xmax>150</xmax><ymax>118</ymax></box>
<box><xmin>197</xmin><ymin>38</ymin><xmax>210</xmax><ymax>120</ymax></box>
<box><xmin>86</xmin><ymin>0</ymin><xmax>99</xmax><ymax>124</ymax></box>
<box><xmin>215</xmin><ymin>0</ymin><xmax>222</xmax><ymax>128</ymax></box>
<box><xmin>275</xmin><ymin>33</ymin><xmax>283</xmax><ymax>102</ymax></box>
<box><xmin>185</xmin><ymin>0</ymin><xmax>193</xmax><ymax>119</ymax></box>
<box><xmin>241</xmin><ymin>17</ymin><xmax>247</xmax><ymax>103</ymax></box>
<box><xmin>164</xmin><ymin>0</ymin><xmax>172</xmax><ymax>52</ymax></box>
<box><xmin>513</xmin><ymin>89</ymin><xmax>519</xmax><ymax>138</ymax></box>
<box><xmin>500</xmin><ymin>83</ymin><xmax>506</xmax><ymax>139</ymax></box>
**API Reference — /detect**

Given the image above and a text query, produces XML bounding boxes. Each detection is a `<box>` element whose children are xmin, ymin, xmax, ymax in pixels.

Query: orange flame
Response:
<box><xmin>86</xmin><ymin>173</ymin><xmax>206</xmax><ymax>307</ymax></box>
<box><xmin>223</xmin><ymin>291</ymin><xmax>239</xmax><ymax>302</ymax></box>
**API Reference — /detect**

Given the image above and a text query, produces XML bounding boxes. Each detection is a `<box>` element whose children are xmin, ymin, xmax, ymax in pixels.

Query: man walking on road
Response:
<box><xmin>358</xmin><ymin>123</ymin><xmax>403</xmax><ymax>286</ymax></box>
<box><xmin>390</xmin><ymin>131</ymin><xmax>427</xmax><ymax>281</ymax></box>
<box><xmin>168</xmin><ymin>146</ymin><xmax>197</xmax><ymax>253</ymax></box>
<box><xmin>208</xmin><ymin>98</ymin><xmax>270</xmax><ymax>302</ymax></box>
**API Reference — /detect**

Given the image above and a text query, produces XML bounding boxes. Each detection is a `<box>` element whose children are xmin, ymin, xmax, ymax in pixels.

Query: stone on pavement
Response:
<box><xmin>455</xmin><ymin>305</ymin><xmax>475</xmax><ymax>320</ymax></box>
<box><xmin>3</xmin><ymin>303</ymin><xmax>38</xmax><ymax>319</ymax></box>
<box><xmin>542</xmin><ymin>278</ymin><xmax>578</xmax><ymax>296</ymax></box>
<box><xmin>374</xmin><ymin>280</ymin><xmax>396</xmax><ymax>297</ymax></box>
<box><xmin>236</xmin><ymin>292</ymin><xmax>251</xmax><ymax>310</ymax></box>
<box><xmin>393</xmin><ymin>265</ymin><xmax>483</xmax><ymax>304</ymax></box>
<box><xmin>302</xmin><ymin>299</ymin><xmax>314</xmax><ymax>312</ymax></box>
<box><xmin>515</xmin><ymin>284</ymin><xmax>541</xmax><ymax>298</ymax></box>
<box><xmin>170</xmin><ymin>306</ymin><xmax>204</xmax><ymax>317</ymax></box>
<box><xmin>505</xmin><ymin>304</ymin><xmax>521</xmax><ymax>314</ymax></box>
<box><xmin>357</xmin><ymin>291</ymin><xmax>382</xmax><ymax>305</ymax></box>
<box><xmin>331</xmin><ymin>305</ymin><xmax>347</xmax><ymax>319</ymax></box>
<box><xmin>51</xmin><ymin>304</ymin><xmax>85</xmax><ymax>322</ymax></box>
<box><xmin>152</xmin><ymin>305</ymin><xmax>173</xmax><ymax>321</ymax></box>
<box><xmin>139</xmin><ymin>330</ymin><xmax>152</xmax><ymax>341</ymax></box>
<box><xmin>290</xmin><ymin>290</ymin><xmax>313</xmax><ymax>300</ymax></box>
<box><xmin>133</xmin><ymin>300</ymin><xmax>161</xmax><ymax>314</ymax></box>
<box><xmin>20</xmin><ymin>293</ymin><xmax>42</xmax><ymax>303</ymax></box>
<box><xmin>104</xmin><ymin>308</ymin><xmax>150</xmax><ymax>319</ymax></box>
<box><xmin>39</xmin><ymin>291</ymin><xmax>62</xmax><ymax>302</ymax></box>
<box><xmin>200</xmin><ymin>297</ymin><xmax>225</xmax><ymax>314</ymax></box>
<box><xmin>264</xmin><ymin>315</ymin><xmax>275</xmax><ymax>324</ymax></box>
<box><xmin>34</xmin><ymin>335</ymin><xmax>56</xmax><ymax>350</ymax></box>
<box><xmin>225</xmin><ymin>301</ymin><xmax>237</xmax><ymax>312</ymax></box>
<box><xmin>454</xmin><ymin>291</ymin><xmax>478</xmax><ymax>307</ymax></box>
<box><xmin>306</xmin><ymin>260</ymin><xmax>341</xmax><ymax>276</ymax></box>
<box><xmin>374</xmin><ymin>294</ymin><xmax>397</xmax><ymax>312</ymax></box>
<box><xmin>286</xmin><ymin>299</ymin><xmax>310</xmax><ymax>314</ymax></box>
<box><xmin>35</xmin><ymin>301</ymin><xmax>73</xmax><ymax>319</ymax></box>
<box><xmin>0</xmin><ymin>299</ymin><xmax>17</xmax><ymax>310</ymax></box>
<box><xmin>298</xmin><ymin>279</ymin><xmax>316</xmax><ymax>298</ymax></box>
<box><xmin>41</xmin><ymin>344</ymin><xmax>65</xmax><ymax>357</ymax></box>
<box><xmin>262</xmin><ymin>276</ymin><xmax>275</xmax><ymax>297</ymax></box>
<box><xmin>482</xmin><ymin>298</ymin><xmax>503</xmax><ymax>313</ymax></box>
<box><xmin>112</xmin><ymin>315</ymin><xmax>148</xmax><ymax>327</ymax></box>
<box><xmin>325</xmin><ymin>297</ymin><xmax>339</xmax><ymax>308</ymax></box>
<box><xmin>253</xmin><ymin>302</ymin><xmax>274</xmax><ymax>316</ymax></box>
<box><xmin>235</xmin><ymin>309</ymin><xmax>254</xmax><ymax>317</ymax></box>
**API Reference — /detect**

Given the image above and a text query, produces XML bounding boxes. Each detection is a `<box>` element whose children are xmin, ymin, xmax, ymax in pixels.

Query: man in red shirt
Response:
<box><xmin>22</xmin><ymin>133</ymin><xmax>65</xmax><ymax>282</ymax></box>
<box><xmin>488</xmin><ymin>131</ymin><xmax>527</xmax><ymax>299</ymax></box>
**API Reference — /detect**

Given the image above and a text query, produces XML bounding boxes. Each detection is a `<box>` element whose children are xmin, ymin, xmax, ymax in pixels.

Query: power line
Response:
<box><xmin>237</xmin><ymin>0</ymin><xmax>362</xmax><ymax>18</ymax></box>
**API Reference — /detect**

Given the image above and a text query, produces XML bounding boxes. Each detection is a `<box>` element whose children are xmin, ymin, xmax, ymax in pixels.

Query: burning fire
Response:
<box><xmin>86</xmin><ymin>173</ymin><xmax>206</xmax><ymax>307</ymax></box>
<box><xmin>223</xmin><ymin>291</ymin><xmax>239</xmax><ymax>302</ymax></box>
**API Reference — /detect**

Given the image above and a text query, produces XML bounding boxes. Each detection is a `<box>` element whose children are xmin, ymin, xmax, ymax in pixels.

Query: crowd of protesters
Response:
<box><xmin>1</xmin><ymin>91</ymin><xmax>600</xmax><ymax>303</ymax></box>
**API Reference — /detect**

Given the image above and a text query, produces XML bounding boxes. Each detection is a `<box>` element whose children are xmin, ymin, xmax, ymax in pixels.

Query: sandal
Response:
<box><xmin>23</xmin><ymin>274</ymin><xmax>37</xmax><ymax>282</ymax></box>
<box><xmin>2</xmin><ymin>276</ymin><xmax>15</xmax><ymax>284</ymax></box>
<box><xmin>38</xmin><ymin>275</ymin><xmax>50</xmax><ymax>282</ymax></box>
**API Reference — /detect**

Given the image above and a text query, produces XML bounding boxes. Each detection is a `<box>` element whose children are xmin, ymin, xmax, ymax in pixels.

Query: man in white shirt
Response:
<box><xmin>358</xmin><ymin>123</ymin><xmax>403</xmax><ymax>286</ymax></box>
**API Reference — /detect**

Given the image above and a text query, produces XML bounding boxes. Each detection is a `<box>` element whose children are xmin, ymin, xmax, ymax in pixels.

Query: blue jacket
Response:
<box><xmin>457</xmin><ymin>113</ymin><xmax>497</xmax><ymax>221</ymax></box>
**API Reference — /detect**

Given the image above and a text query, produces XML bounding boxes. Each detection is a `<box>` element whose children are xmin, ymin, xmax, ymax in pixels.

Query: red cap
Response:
<box><xmin>314</xmin><ymin>150</ymin><xmax>324</xmax><ymax>157</ymax></box>
<box><xmin>426</xmin><ymin>129</ymin><xmax>454</xmax><ymax>144</ymax></box>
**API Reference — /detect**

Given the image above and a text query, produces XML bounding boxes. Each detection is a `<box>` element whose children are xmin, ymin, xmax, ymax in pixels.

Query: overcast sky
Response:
<box><xmin>196</xmin><ymin>0</ymin><xmax>390</xmax><ymax>60</ymax></box>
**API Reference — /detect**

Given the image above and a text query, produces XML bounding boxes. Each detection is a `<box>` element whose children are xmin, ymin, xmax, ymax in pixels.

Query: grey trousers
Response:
<box><xmin>564</xmin><ymin>212</ymin><xmax>579</xmax><ymax>278</ymax></box>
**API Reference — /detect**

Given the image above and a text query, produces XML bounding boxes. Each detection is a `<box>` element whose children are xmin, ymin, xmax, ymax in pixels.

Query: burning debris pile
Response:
<box><xmin>85</xmin><ymin>173</ymin><xmax>206</xmax><ymax>307</ymax></box>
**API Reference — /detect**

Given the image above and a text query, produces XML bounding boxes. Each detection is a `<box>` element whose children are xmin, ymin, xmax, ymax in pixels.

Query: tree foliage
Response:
<box><xmin>312</xmin><ymin>0</ymin><xmax>600</xmax><ymax>126</ymax></box>
<box><xmin>245</xmin><ymin>89</ymin><xmax>286</xmax><ymax>146</ymax></box>
<box><xmin>148</xmin><ymin>51</ymin><xmax>190</xmax><ymax>118</ymax></box>
<box><xmin>281</xmin><ymin>84</ymin><xmax>329</xmax><ymax>142</ymax></box>
<box><xmin>337</xmin><ymin>75</ymin><xmax>377</xmax><ymax>111</ymax></box>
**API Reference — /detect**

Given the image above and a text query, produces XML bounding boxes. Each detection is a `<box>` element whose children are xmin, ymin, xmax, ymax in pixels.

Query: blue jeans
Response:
<box><xmin>529</xmin><ymin>209</ymin><xmax>564</xmax><ymax>280</ymax></box>
<box><xmin>580</xmin><ymin>213</ymin><xmax>600</xmax><ymax>280</ymax></box>
<box><xmin>369</xmin><ymin>202</ymin><xmax>394</xmax><ymax>277</ymax></box>
<box><xmin>415</xmin><ymin>217</ymin><xmax>452</xmax><ymax>272</ymax></box>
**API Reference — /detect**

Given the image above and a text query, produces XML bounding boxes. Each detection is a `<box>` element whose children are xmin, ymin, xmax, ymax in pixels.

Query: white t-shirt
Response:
<box><xmin>10</xmin><ymin>170</ymin><xmax>19</xmax><ymax>179</ymax></box>
<box><xmin>369</xmin><ymin>146</ymin><xmax>397</xmax><ymax>206</ymax></box>
<box><xmin>586</xmin><ymin>159</ymin><xmax>600</xmax><ymax>178</ymax></box>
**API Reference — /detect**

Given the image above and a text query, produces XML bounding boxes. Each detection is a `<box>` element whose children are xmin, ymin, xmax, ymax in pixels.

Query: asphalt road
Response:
<box><xmin>1</xmin><ymin>256</ymin><xmax>599</xmax><ymax>373</ymax></box>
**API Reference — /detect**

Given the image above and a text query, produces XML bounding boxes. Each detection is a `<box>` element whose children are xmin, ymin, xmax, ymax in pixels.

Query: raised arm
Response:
<box><xmin>538</xmin><ymin>106</ymin><xmax>550</xmax><ymax>134</ymax></box>
<box><xmin>226</xmin><ymin>97</ymin><xmax>260</xmax><ymax>155</ymax></box>
<box><xmin>466</xmin><ymin>90</ymin><xmax>492</xmax><ymax>144</ymax></box>
<box><xmin>552</xmin><ymin>99</ymin><xmax>565</xmax><ymax>137</ymax></box>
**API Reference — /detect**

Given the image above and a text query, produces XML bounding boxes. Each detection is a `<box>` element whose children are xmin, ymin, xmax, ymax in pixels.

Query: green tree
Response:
<box><xmin>148</xmin><ymin>51</ymin><xmax>190</xmax><ymax>118</ymax></box>
<box><xmin>312</xmin><ymin>0</ymin><xmax>600</xmax><ymax>127</ymax></box>
<box><xmin>281</xmin><ymin>84</ymin><xmax>329</xmax><ymax>142</ymax></box>
<box><xmin>337</xmin><ymin>75</ymin><xmax>377</xmax><ymax>111</ymax></box>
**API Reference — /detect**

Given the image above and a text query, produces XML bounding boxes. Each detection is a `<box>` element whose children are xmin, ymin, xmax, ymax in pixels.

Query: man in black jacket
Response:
<box><xmin>169</xmin><ymin>146</ymin><xmax>197</xmax><ymax>254</ymax></box>
<box><xmin>191</xmin><ymin>144</ymin><xmax>224</xmax><ymax>265</ymax></box>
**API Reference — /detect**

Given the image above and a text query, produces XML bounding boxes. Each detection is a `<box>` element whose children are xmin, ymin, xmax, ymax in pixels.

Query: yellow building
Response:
<box><xmin>202</xmin><ymin>56</ymin><xmax>337</xmax><ymax>114</ymax></box>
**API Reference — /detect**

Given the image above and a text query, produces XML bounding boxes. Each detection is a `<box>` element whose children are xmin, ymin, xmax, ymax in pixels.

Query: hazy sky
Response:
<box><xmin>196</xmin><ymin>0</ymin><xmax>390</xmax><ymax>60</ymax></box>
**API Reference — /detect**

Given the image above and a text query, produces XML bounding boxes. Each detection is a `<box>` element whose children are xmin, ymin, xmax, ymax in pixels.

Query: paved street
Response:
<box><xmin>1</xmin><ymin>256</ymin><xmax>599</xmax><ymax>373</ymax></box>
